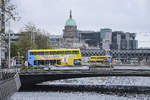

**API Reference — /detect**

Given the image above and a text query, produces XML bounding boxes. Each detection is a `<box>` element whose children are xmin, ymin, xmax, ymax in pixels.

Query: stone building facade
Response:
<box><xmin>62</xmin><ymin>10</ymin><xmax>87</xmax><ymax>48</ymax></box>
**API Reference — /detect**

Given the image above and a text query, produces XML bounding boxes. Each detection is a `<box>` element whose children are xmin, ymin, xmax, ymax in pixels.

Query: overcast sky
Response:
<box><xmin>11</xmin><ymin>0</ymin><xmax>150</xmax><ymax>47</ymax></box>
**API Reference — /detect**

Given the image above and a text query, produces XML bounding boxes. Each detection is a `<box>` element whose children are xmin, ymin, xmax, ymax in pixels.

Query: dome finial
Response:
<box><xmin>65</xmin><ymin>10</ymin><xmax>76</xmax><ymax>26</ymax></box>
<box><xmin>70</xmin><ymin>10</ymin><xmax>72</xmax><ymax>19</ymax></box>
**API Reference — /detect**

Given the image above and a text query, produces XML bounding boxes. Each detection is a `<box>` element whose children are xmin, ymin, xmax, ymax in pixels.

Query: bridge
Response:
<box><xmin>81</xmin><ymin>49</ymin><xmax>150</xmax><ymax>58</ymax></box>
<box><xmin>19</xmin><ymin>68</ymin><xmax>150</xmax><ymax>86</ymax></box>
<box><xmin>1</xmin><ymin>66</ymin><xmax>150</xmax><ymax>97</ymax></box>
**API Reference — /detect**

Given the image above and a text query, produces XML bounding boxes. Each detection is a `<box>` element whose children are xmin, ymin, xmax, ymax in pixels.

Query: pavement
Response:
<box><xmin>114</xmin><ymin>65</ymin><xmax>150</xmax><ymax>70</ymax></box>
<box><xmin>50</xmin><ymin>66</ymin><xmax>89</xmax><ymax>71</ymax></box>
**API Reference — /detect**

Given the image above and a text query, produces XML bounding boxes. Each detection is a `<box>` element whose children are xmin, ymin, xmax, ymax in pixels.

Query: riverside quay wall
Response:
<box><xmin>0</xmin><ymin>70</ymin><xmax>21</xmax><ymax>100</ymax></box>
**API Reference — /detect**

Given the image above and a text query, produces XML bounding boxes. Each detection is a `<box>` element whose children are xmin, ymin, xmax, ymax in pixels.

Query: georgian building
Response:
<box><xmin>62</xmin><ymin>10</ymin><xmax>87</xmax><ymax>48</ymax></box>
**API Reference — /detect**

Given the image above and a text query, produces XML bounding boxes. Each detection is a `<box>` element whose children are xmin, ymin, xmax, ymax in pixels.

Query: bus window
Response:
<box><xmin>38</xmin><ymin>52</ymin><xmax>44</xmax><ymax>55</ymax></box>
<box><xmin>72</xmin><ymin>51</ymin><xmax>79</xmax><ymax>54</ymax></box>
<box><xmin>38</xmin><ymin>60</ymin><xmax>41</xmax><ymax>65</ymax></box>
<box><xmin>97</xmin><ymin>57</ymin><xmax>105</xmax><ymax>59</ymax></box>
<box><xmin>30</xmin><ymin>52</ymin><xmax>34</xmax><ymax>55</ymax></box>
<box><xmin>50</xmin><ymin>51</ymin><xmax>57</xmax><ymax>55</ymax></box>
<box><xmin>30</xmin><ymin>52</ymin><xmax>35</xmax><ymax>55</ymax></box>
<box><xmin>38</xmin><ymin>60</ymin><xmax>44</xmax><ymax>65</ymax></box>
<box><xmin>57</xmin><ymin>60</ymin><xmax>61</xmax><ymax>65</ymax></box>
<box><xmin>57</xmin><ymin>51</ymin><xmax>64</xmax><ymax>55</ymax></box>
<box><xmin>50</xmin><ymin>60</ymin><xmax>56</xmax><ymax>65</ymax></box>
<box><xmin>45</xmin><ymin>60</ymin><xmax>49</xmax><ymax>64</ymax></box>
<box><xmin>44</xmin><ymin>52</ymin><xmax>49</xmax><ymax>55</ymax></box>
<box><xmin>31</xmin><ymin>52</ymin><xmax>39</xmax><ymax>55</ymax></box>
<box><xmin>34</xmin><ymin>60</ymin><xmax>38</xmax><ymax>65</ymax></box>
<box><xmin>65</xmin><ymin>51</ymin><xmax>72</xmax><ymax>54</ymax></box>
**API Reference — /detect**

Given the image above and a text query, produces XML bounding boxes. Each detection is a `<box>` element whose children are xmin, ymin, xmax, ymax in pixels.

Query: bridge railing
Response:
<box><xmin>0</xmin><ymin>68</ymin><xmax>21</xmax><ymax>89</ymax></box>
<box><xmin>0</xmin><ymin>68</ymin><xmax>20</xmax><ymax>81</ymax></box>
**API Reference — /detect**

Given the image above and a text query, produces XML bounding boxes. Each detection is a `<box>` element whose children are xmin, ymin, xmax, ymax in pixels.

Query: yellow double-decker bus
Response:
<box><xmin>89</xmin><ymin>49</ymin><xmax>112</xmax><ymax>63</ymax></box>
<box><xmin>89</xmin><ymin>55</ymin><xmax>111</xmax><ymax>63</ymax></box>
<box><xmin>27</xmin><ymin>49</ymin><xmax>82</xmax><ymax>66</ymax></box>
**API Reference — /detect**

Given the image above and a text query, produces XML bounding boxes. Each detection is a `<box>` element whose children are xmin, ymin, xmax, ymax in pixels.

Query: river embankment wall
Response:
<box><xmin>0</xmin><ymin>71</ymin><xmax>21</xmax><ymax>100</ymax></box>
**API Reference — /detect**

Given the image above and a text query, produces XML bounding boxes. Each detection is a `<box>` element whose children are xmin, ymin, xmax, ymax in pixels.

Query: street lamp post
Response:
<box><xmin>8</xmin><ymin>22</ymin><xmax>11</xmax><ymax>69</ymax></box>
<box><xmin>0</xmin><ymin>36</ymin><xmax>1</xmax><ymax>68</ymax></box>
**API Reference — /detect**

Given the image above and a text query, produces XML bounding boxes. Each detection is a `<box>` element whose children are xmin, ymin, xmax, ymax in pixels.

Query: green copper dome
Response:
<box><xmin>66</xmin><ymin>18</ymin><xmax>76</xmax><ymax>26</ymax></box>
<box><xmin>65</xmin><ymin>10</ymin><xmax>77</xmax><ymax>26</ymax></box>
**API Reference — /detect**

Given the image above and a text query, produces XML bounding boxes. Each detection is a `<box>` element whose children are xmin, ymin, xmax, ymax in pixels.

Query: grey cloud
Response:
<box><xmin>11</xmin><ymin>0</ymin><xmax>149</xmax><ymax>33</ymax></box>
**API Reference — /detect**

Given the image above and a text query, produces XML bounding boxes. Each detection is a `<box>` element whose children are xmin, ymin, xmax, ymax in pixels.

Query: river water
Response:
<box><xmin>11</xmin><ymin>66</ymin><xmax>150</xmax><ymax>100</ymax></box>
<box><xmin>11</xmin><ymin>76</ymin><xmax>150</xmax><ymax>100</ymax></box>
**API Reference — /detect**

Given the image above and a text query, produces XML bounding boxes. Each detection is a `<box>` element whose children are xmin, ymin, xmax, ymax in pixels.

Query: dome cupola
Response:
<box><xmin>65</xmin><ymin>10</ymin><xmax>77</xmax><ymax>26</ymax></box>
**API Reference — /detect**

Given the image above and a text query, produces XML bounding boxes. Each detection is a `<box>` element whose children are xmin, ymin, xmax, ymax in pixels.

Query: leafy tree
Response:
<box><xmin>16</xmin><ymin>32</ymin><xmax>37</xmax><ymax>59</ymax></box>
<box><xmin>14</xmin><ymin>24</ymin><xmax>50</xmax><ymax>59</ymax></box>
<box><xmin>23</xmin><ymin>23</ymin><xmax>50</xmax><ymax>49</ymax></box>
<box><xmin>35</xmin><ymin>32</ymin><xmax>50</xmax><ymax>49</ymax></box>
